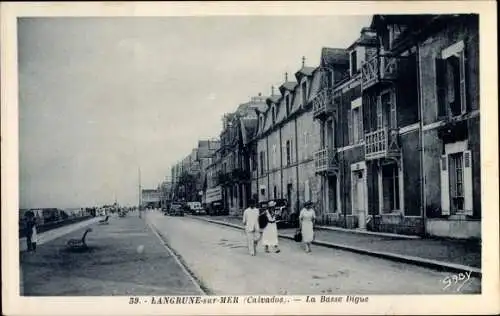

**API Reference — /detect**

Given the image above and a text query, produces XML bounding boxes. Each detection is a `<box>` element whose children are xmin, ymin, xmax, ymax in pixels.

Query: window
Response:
<box><xmin>436</xmin><ymin>41</ymin><xmax>467</xmax><ymax>117</ymax></box>
<box><xmin>349</xmin><ymin>97</ymin><xmax>363</xmax><ymax>144</ymax></box>
<box><xmin>251</xmin><ymin>151</ymin><xmax>257</xmax><ymax>171</ymax></box>
<box><xmin>449</xmin><ymin>152</ymin><xmax>465</xmax><ymax>214</ymax></box>
<box><xmin>272</xmin><ymin>107</ymin><xmax>276</xmax><ymax>124</ymax></box>
<box><xmin>379</xmin><ymin>91</ymin><xmax>396</xmax><ymax>129</ymax></box>
<box><xmin>349</xmin><ymin>107</ymin><xmax>363</xmax><ymax>144</ymax></box>
<box><xmin>286</xmin><ymin>140</ymin><xmax>291</xmax><ymax>165</ymax></box>
<box><xmin>273</xmin><ymin>186</ymin><xmax>277</xmax><ymax>200</ymax></box>
<box><xmin>286</xmin><ymin>95</ymin><xmax>291</xmax><ymax>115</ymax></box>
<box><xmin>301</xmin><ymin>81</ymin><xmax>308</xmax><ymax>106</ymax></box>
<box><xmin>441</xmin><ymin>146</ymin><xmax>472</xmax><ymax>216</ymax></box>
<box><xmin>382</xmin><ymin>164</ymin><xmax>400</xmax><ymax>213</ymax></box>
<box><xmin>350</xmin><ymin>50</ymin><xmax>357</xmax><ymax>76</ymax></box>
<box><xmin>259</xmin><ymin>151</ymin><xmax>265</xmax><ymax>175</ymax></box>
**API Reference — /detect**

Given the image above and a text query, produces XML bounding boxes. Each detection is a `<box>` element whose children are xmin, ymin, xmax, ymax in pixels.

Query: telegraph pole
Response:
<box><xmin>138</xmin><ymin>167</ymin><xmax>142</xmax><ymax>219</ymax></box>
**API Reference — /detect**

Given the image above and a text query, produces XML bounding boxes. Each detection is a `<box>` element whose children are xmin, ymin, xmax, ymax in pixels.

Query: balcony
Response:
<box><xmin>314</xmin><ymin>148</ymin><xmax>339</xmax><ymax>174</ymax></box>
<box><xmin>231</xmin><ymin>168</ymin><xmax>251</xmax><ymax>182</ymax></box>
<box><xmin>365</xmin><ymin>128</ymin><xmax>401</xmax><ymax>160</ymax></box>
<box><xmin>312</xmin><ymin>88</ymin><xmax>337</xmax><ymax>120</ymax></box>
<box><xmin>361</xmin><ymin>55</ymin><xmax>400</xmax><ymax>90</ymax></box>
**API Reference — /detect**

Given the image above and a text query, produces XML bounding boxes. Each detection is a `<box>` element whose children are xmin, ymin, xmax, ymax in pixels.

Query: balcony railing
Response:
<box><xmin>361</xmin><ymin>55</ymin><xmax>399</xmax><ymax>90</ymax></box>
<box><xmin>312</xmin><ymin>88</ymin><xmax>337</xmax><ymax>120</ymax></box>
<box><xmin>231</xmin><ymin>168</ymin><xmax>251</xmax><ymax>181</ymax></box>
<box><xmin>314</xmin><ymin>148</ymin><xmax>339</xmax><ymax>174</ymax></box>
<box><xmin>365</xmin><ymin>128</ymin><xmax>401</xmax><ymax>160</ymax></box>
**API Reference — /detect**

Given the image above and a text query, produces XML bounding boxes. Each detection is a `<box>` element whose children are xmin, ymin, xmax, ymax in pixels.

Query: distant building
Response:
<box><xmin>141</xmin><ymin>189</ymin><xmax>161</xmax><ymax>208</ymax></box>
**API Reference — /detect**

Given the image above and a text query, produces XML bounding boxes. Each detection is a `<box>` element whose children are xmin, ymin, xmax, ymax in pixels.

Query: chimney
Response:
<box><xmin>284</xmin><ymin>72</ymin><xmax>288</xmax><ymax>82</ymax></box>
<box><xmin>302</xmin><ymin>56</ymin><xmax>306</xmax><ymax>68</ymax></box>
<box><xmin>271</xmin><ymin>85</ymin><xmax>275</xmax><ymax>96</ymax></box>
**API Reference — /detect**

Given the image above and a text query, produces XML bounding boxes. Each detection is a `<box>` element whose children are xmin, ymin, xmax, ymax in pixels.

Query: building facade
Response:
<box><xmin>169</xmin><ymin>14</ymin><xmax>480</xmax><ymax>240</ymax></box>
<box><xmin>310</xmin><ymin>14</ymin><xmax>480</xmax><ymax>238</ymax></box>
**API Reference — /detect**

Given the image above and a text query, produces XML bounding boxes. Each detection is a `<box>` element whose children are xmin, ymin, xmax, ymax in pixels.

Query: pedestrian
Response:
<box><xmin>25</xmin><ymin>211</ymin><xmax>38</xmax><ymax>252</ymax></box>
<box><xmin>242</xmin><ymin>198</ymin><xmax>260</xmax><ymax>256</ymax></box>
<box><xmin>299</xmin><ymin>201</ymin><xmax>316</xmax><ymax>253</ymax></box>
<box><xmin>262</xmin><ymin>201</ymin><xmax>280</xmax><ymax>253</ymax></box>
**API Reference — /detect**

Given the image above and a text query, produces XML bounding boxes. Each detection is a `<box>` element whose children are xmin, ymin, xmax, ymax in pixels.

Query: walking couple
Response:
<box><xmin>242</xmin><ymin>199</ymin><xmax>280</xmax><ymax>256</ymax></box>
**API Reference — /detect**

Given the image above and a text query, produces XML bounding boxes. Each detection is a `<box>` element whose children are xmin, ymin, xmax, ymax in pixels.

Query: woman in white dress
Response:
<box><xmin>299</xmin><ymin>201</ymin><xmax>316</xmax><ymax>253</ymax></box>
<box><xmin>261</xmin><ymin>201</ymin><xmax>280</xmax><ymax>253</ymax></box>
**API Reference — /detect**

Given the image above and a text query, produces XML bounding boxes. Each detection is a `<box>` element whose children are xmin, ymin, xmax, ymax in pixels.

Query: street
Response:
<box><xmin>146</xmin><ymin>212</ymin><xmax>481</xmax><ymax>295</ymax></box>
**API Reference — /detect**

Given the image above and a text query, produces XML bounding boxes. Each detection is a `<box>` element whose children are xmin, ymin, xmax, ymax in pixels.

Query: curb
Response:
<box><xmin>316</xmin><ymin>225</ymin><xmax>421</xmax><ymax>240</ymax></box>
<box><xmin>190</xmin><ymin>216</ymin><xmax>481</xmax><ymax>278</ymax></box>
<box><xmin>145</xmin><ymin>218</ymin><xmax>210</xmax><ymax>295</ymax></box>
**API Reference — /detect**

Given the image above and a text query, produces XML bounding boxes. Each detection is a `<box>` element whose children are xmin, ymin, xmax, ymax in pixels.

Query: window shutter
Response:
<box><xmin>376</xmin><ymin>95</ymin><xmax>383</xmax><ymax>129</ymax></box>
<box><xmin>304</xmin><ymin>180</ymin><xmax>310</xmax><ymax>202</ymax></box>
<box><xmin>440</xmin><ymin>155</ymin><xmax>450</xmax><ymax>215</ymax></box>
<box><xmin>463</xmin><ymin>150</ymin><xmax>473</xmax><ymax>216</ymax></box>
<box><xmin>348</xmin><ymin>109</ymin><xmax>353</xmax><ymax>144</ymax></box>
<box><xmin>358</xmin><ymin>107</ymin><xmax>364</xmax><ymax>143</ymax></box>
<box><xmin>459</xmin><ymin>49</ymin><xmax>467</xmax><ymax>114</ymax></box>
<box><xmin>435</xmin><ymin>58</ymin><xmax>447</xmax><ymax>117</ymax></box>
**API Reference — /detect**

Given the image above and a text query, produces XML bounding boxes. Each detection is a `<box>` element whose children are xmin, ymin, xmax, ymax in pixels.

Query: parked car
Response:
<box><xmin>207</xmin><ymin>201</ymin><xmax>227</xmax><ymax>216</ymax></box>
<box><xmin>188</xmin><ymin>202</ymin><xmax>206</xmax><ymax>215</ymax></box>
<box><xmin>166</xmin><ymin>203</ymin><xmax>184</xmax><ymax>216</ymax></box>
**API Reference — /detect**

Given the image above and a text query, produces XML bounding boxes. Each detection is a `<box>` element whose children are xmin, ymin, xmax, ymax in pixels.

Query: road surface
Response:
<box><xmin>146</xmin><ymin>211</ymin><xmax>481</xmax><ymax>295</ymax></box>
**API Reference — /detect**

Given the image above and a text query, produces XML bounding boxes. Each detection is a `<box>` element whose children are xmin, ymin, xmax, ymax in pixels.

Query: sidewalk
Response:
<box><xmin>192</xmin><ymin>215</ymin><xmax>481</xmax><ymax>275</ymax></box>
<box><xmin>19</xmin><ymin>216</ymin><xmax>102</xmax><ymax>252</ymax></box>
<box><xmin>20</xmin><ymin>214</ymin><xmax>203</xmax><ymax>295</ymax></box>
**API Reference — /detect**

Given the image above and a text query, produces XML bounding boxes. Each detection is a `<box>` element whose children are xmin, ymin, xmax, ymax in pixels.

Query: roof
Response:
<box><xmin>370</xmin><ymin>15</ymin><xmax>437</xmax><ymax>30</ymax></box>
<box><xmin>321</xmin><ymin>47</ymin><xmax>349</xmax><ymax>67</ymax></box>
<box><xmin>294</xmin><ymin>66</ymin><xmax>316</xmax><ymax>81</ymax></box>
<box><xmin>240</xmin><ymin>117</ymin><xmax>258</xmax><ymax>145</ymax></box>
<box><xmin>307</xmin><ymin>68</ymin><xmax>323</xmax><ymax>104</ymax></box>
<box><xmin>347</xmin><ymin>29</ymin><xmax>378</xmax><ymax>50</ymax></box>
<box><xmin>266</xmin><ymin>94</ymin><xmax>281</xmax><ymax>105</ymax></box>
<box><xmin>279</xmin><ymin>81</ymin><xmax>297</xmax><ymax>94</ymax></box>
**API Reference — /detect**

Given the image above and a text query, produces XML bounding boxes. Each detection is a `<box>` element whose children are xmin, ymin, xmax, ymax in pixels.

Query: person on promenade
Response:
<box><xmin>25</xmin><ymin>211</ymin><xmax>38</xmax><ymax>252</ymax></box>
<box><xmin>242</xmin><ymin>199</ymin><xmax>260</xmax><ymax>256</ymax></box>
<box><xmin>262</xmin><ymin>201</ymin><xmax>280</xmax><ymax>253</ymax></box>
<box><xmin>299</xmin><ymin>201</ymin><xmax>316</xmax><ymax>253</ymax></box>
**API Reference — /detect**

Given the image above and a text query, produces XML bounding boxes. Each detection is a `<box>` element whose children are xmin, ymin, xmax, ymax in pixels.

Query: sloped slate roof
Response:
<box><xmin>240</xmin><ymin>117</ymin><xmax>258</xmax><ymax>145</ymax></box>
<box><xmin>262</xmin><ymin>106</ymin><xmax>273</xmax><ymax>134</ymax></box>
<box><xmin>321</xmin><ymin>47</ymin><xmax>349</xmax><ymax>67</ymax></box>
<box><xmin>266</xmin><ymin>94</ymin><xmax>281</xmax><ymax>105</ymax></box>
<box><xmin>294</xmin><ymin>66</ymin><xmax>316</xmax><ymax>81</ymax></box>
<box><xmin>279</xmin><ymin>81</ymin><xmax>297</xmax><ymax>94</ymax></box>
<box><xmin>307</xmin><ymin>68</ymin><xmax>323</xmax><ymax>104</ymax></box>
<box><xmin>275</xmin><ymin>96</ymin><xmax>287</xmax><ymax>125</ymax></box>
<box><xmin>290</xmin><ymin>86</ymin><xmax>302</xmax><ymax>115</ymax></box>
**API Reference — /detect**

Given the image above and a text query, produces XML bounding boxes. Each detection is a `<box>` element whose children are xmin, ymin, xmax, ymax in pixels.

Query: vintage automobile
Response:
<box><xmin>207</xmin><ymin>201</ymin><xmax>227</xmax><ymax>216</ymax></box>
<box><xmin>165</xmin><ymin>203</ymin><xmax>184</xmax><ymax>216</ymax></box>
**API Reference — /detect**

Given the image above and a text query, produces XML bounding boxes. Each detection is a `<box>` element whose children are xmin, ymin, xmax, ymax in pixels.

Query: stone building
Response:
<box><xmin>171</xmin><ymin>140</ymin><xmax>219</xmax><ymax>202</ymax></box>
<box><xmin>250</xmin><ymin>55</ymin><xmax>341</xmax><ymax>216</ymax></box>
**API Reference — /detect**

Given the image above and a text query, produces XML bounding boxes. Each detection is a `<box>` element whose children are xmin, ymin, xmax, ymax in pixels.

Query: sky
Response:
<box><xmin>18</xmin><ymin>16</ymin><xmax>372</xmax><ymax>209</ymax></box>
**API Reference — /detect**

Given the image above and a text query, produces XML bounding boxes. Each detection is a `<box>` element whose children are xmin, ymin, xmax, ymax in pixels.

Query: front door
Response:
<box><xmin>353</xmin><ymin>170</ymin><xmax>366</xmax><ymax>229</ymax></box>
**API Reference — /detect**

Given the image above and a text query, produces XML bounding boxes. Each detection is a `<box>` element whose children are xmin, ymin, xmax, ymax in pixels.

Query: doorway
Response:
<box><xmin>352</xmin><ymin>166</ymin><xmax>367</xmax><ymax>230</ymax></box>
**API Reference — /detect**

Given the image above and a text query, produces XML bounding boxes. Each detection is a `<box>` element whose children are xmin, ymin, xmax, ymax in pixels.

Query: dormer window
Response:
<box><xmin>272</xmin><ymin>106</ymin><xmax>276</xmax><ymax>124</ymax></box>
<box><xmin>301</xmin><ymin>81</ymin><xmax>308</xmax><ymax>106</ymax></box>
<box><xmin>286</xmin><ymin>95</ymin><xmax>291</xmax><ymax>115</ymax></box>
<box><xmin>350</xmin><ymin>50</ymin><xmax>358</xmax><ymax>76</ymax></box>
